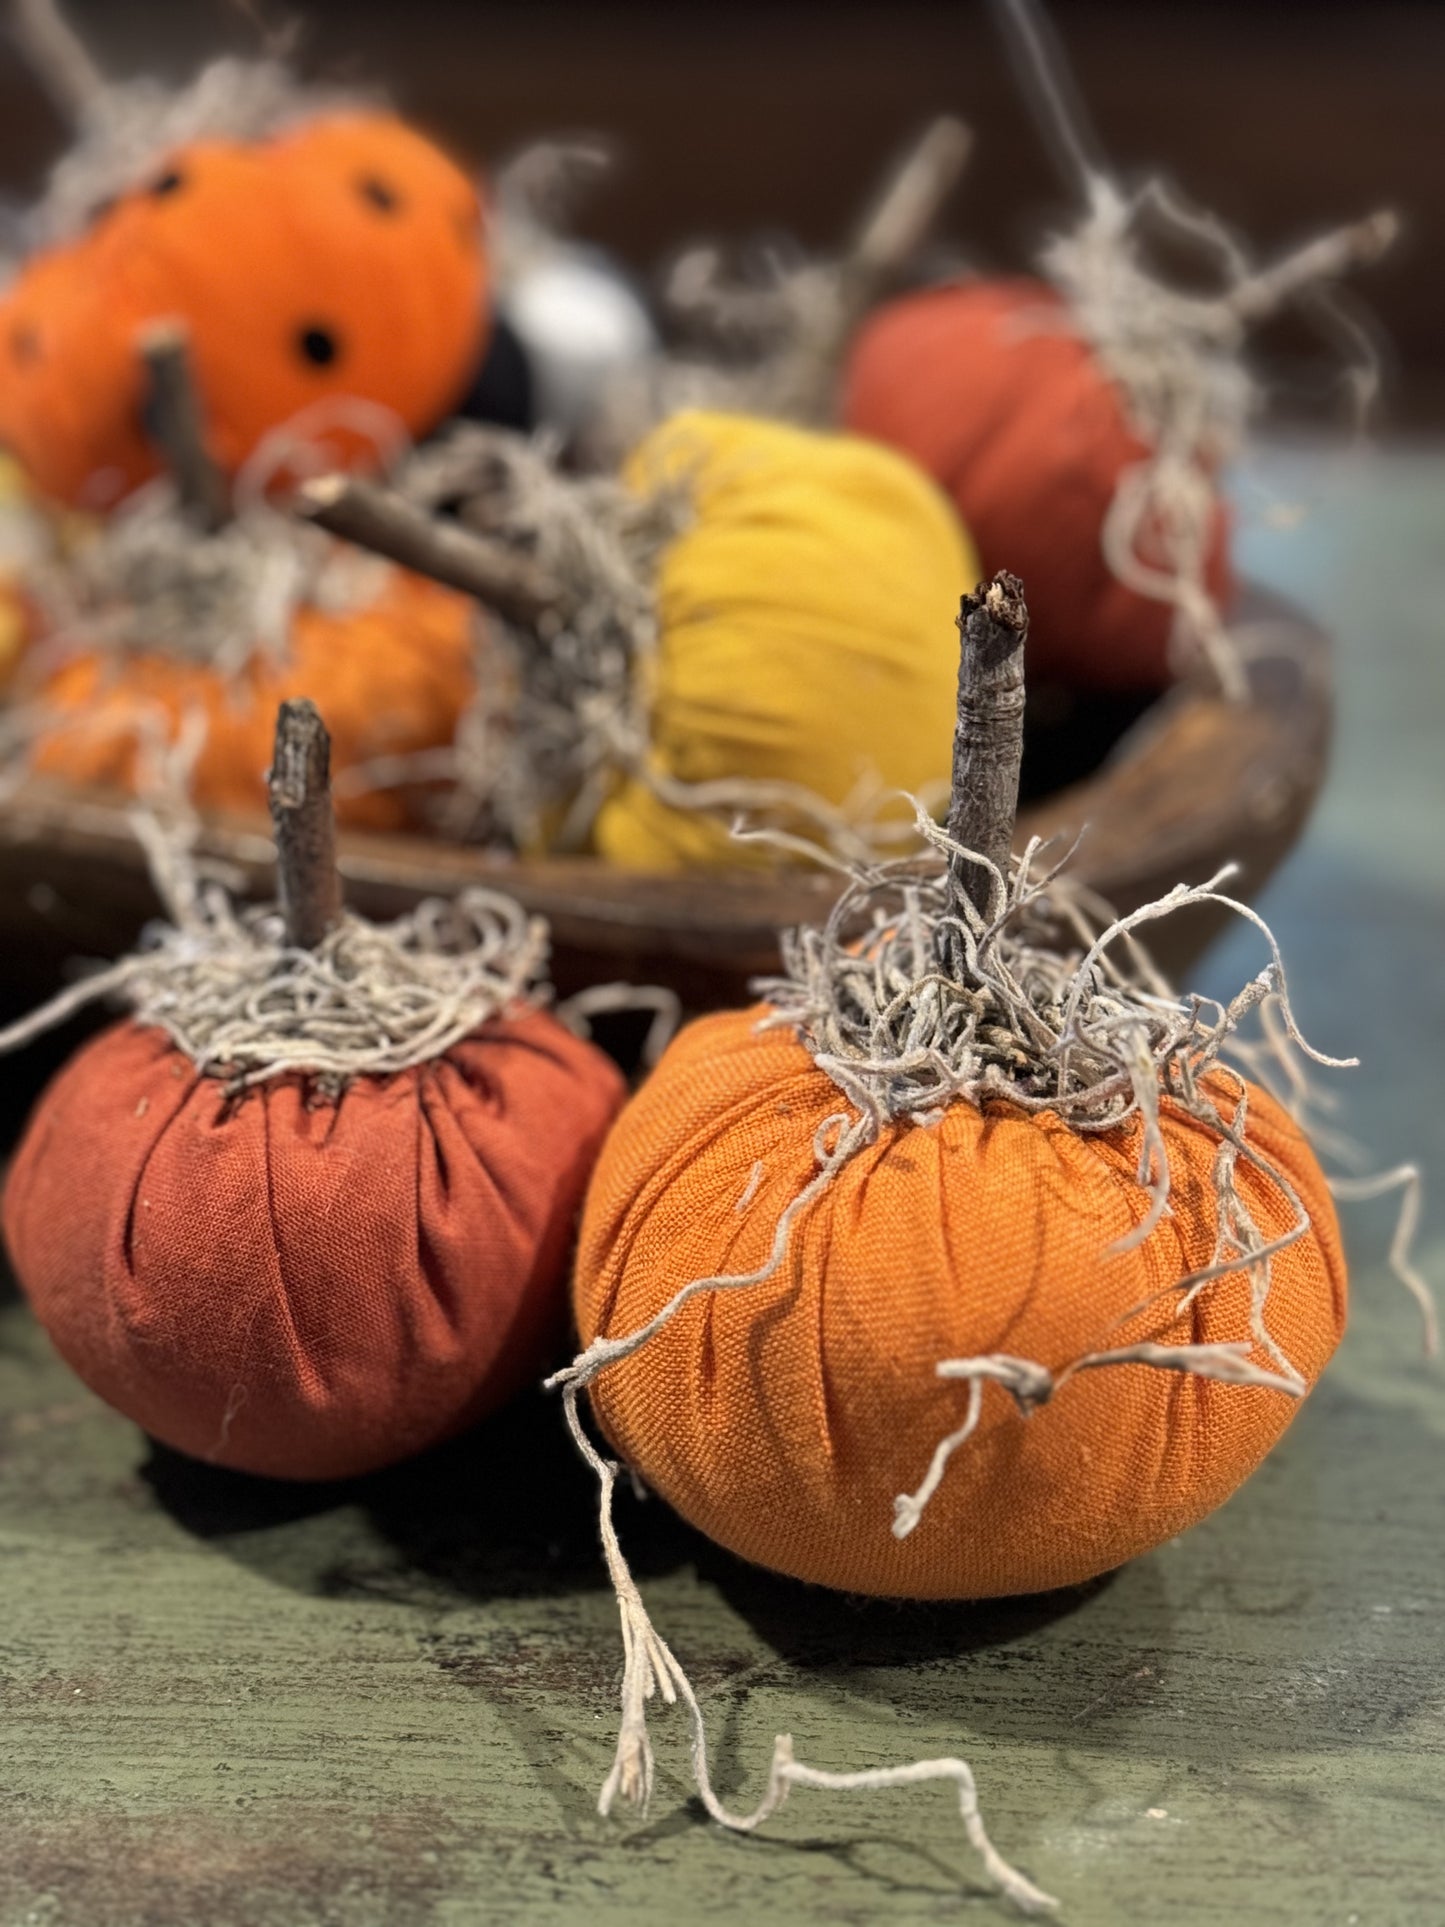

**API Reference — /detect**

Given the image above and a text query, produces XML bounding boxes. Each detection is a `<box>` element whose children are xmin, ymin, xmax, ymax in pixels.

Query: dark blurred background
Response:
<box><xmin>1</xmin><ymin>0</ymin><xmax>1441</xmax><ymax>423</ymax></box>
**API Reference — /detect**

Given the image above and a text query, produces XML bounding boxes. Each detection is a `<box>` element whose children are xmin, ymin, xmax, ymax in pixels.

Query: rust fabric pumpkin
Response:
<box><xmin>7</xmin><ymin>1007</ymin><xmax>621</xmax><ymax>1481</ymax></box>
<box><xmin>2</xmin><ymin>701</ymin><xmax>625</xmax><ymax>1481</ymax></box>
<box><xmin>0</xmin><ymin>111</ymin><xmax>488</xmax><ymax>509</ymax></box>
<box><xmin>26</xmin><ymin>561</ymin><xmax>477</xmax><ymax>831</ymax></box>
<box><xmin>841</xmin><ymin>278</ymin><xmax>1232</xmax><ymax>691</ymax></box>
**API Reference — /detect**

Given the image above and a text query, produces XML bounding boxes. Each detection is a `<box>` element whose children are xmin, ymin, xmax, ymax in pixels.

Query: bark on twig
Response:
<box><xmin>1229</xmin><ymin>208</ymin><xmax>1399</xmax><ymax>322</ymax></box>
<box><xmin>944</xmin><ymin>572</ymin><xmax>1029</xmax><ymax>929</ymax></box>
<box><xmin>840</xmin><ymin>115</ymin><xmax>973</xmax><ymax>325</ymax></box>
<box><xmin>296</xmin><ymin>474</ymin><xmax>565</xmax><ymax>628</ymax></box>
<box><xmin>139</xmin><ymin>322</ymin><xmax>231</xmax><ymax>532</ymax></box>
<box><xmin>268</xmin><ymin>699</ymin><xmax>343</xmax><ymax>950</ymax></box>
<box><xmin>786</xmin><ymin>114</ymin><xmax>971</xmax><ymax>422</ymax></box>
<box><xmin>8</xmin><ymin>0</ymin><xmax>105</xmax><ymax>126</ymax></box>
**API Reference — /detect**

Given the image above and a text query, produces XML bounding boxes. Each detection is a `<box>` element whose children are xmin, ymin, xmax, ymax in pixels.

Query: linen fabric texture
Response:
<box><xmin>574</xmin><ymin>1008</ymin><xmax>1347</xmax><ymax>1600</ymax></box>
<box><xmin>842</xmin><ymin>278</ymin><xmax>1232</xmax><ymax>691</ymax></box>
<box><xmin>5</xmin><ymin>1009</ymin><xmax>624</xmax><ymax>1480</ymax></box>
<box><xmin>594</xmin><ymin>410</ymin><xmax>979</xmax><ymax>869</ymax></box>
<box><xmin>0</xmin><ymin>114</ymin><xmax>488</xmax><ymax>508</ymax></box>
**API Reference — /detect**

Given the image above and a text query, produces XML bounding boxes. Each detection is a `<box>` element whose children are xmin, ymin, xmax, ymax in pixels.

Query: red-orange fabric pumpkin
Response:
<box><xmin>0</xmin><ymin>112</ymin><xmax>488</xmax><ymax>509</ymax></box>
<box><xmin>841</xmin><ymin>278</ymin><xmax>1232</xmax><ymax>690</ymax></box>
<box><xmin>6</xmin><ymin>1007</ymin><xmax>623</xmax><ymax>1480</ymax></box>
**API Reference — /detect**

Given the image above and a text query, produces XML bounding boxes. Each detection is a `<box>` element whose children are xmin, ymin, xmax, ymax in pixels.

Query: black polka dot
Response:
<box><xmin>148</xmin><ymin>168</ymin><xmax>187</xmax><ymax>198</ymax></box>
<box><xmin>297</xmin><ymin>325</ymin><xmax>341</xmax><ymax>368</ymax></box>
<box><xmin>10</xmin><ymin>325</ymin><xmax>38</xmax><ymax>365</ymax></box>
<box><xmin>358</xmin><ymin>175</ymin><xmax>400</xmax><ymax>214</ymax></box>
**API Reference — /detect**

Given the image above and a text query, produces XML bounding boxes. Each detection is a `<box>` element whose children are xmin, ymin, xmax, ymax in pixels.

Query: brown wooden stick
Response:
<box><xmin>787</xmin><ymin>113</ymin><xmax>971</xmax><ymax>420</ymax></box>
<box><xmin>841</xmin><ymin>114</ymin><xmax>973</xmax><ymax>319</ymax></box>
<box><xmin>1229</xmin><ymin>208</ymin><xmax>1399</xmax><ymax>323</ymax></box>
<box><xmin>295</xmin><ymin>474</ymin><xmax>565</xmax><ymax>629</ymax></box>
<box><xmin>268</xmin><ymin>699</ymin><xmax>343</xmax><ymax>950</ymax></box>
<box><xmin>8</xmin><ymin>0</ymin><xmax>105</xmax><ymax>127</ymax></box>
<box><xmin>945</xmin><ymin>572</ymin><xmax>1029</xmax><ymax>927</ymax></box>
<box><xmin>138</xmin><ymin>322</ymin><xmax>231</xmax><ymax>532</ymax></box>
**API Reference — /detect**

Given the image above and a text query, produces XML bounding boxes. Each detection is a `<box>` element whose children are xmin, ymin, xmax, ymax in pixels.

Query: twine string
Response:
<box><xmin>547</xmin><ymin>814</ymin><xmax>1434</xmax><ymax>1904</ymax></box>
<box><xmin>0</xmin><ymin>814</ymin><xmax>550</xmax><ymax>1090</ymax></box>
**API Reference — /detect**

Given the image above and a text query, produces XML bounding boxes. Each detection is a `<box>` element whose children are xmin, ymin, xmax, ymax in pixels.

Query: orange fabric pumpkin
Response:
<box><xmin>841</xmin><ymin>279</ymin><xmax>1232</xmax><ymax>690</ymax></box>
<box><xmin>574</xmin><ymin>1007</ymin><xmax>1346</xmax><ymax>1601</ymax></box>
<box><xmin>0</xmin><ymin>112</ymin><xmax>488</xmax><ymax>508</ymax></box>
<box><xmin>5</xmin><ymin>1007</ymin><xmax>623</xmax><ymax>1481</ymax></box>
<box><xmin>26</xmin><ymin>567</ymin><xmax>476</xmax><ymax>829</ymax></box>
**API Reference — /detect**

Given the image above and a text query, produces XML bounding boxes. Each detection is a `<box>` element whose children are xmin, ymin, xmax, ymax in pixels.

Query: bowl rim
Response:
<box><xmin>0</xmin><ymin>581</ymin><xmax>1331</xmax><ymax>987</ymax></box>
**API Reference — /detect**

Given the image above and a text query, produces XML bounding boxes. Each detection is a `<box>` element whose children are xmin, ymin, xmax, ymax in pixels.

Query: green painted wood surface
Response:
<box><xmin>1</xmin><ymin>445</ymin><xmax>1441</xmax><ymax>1926</ymax></box>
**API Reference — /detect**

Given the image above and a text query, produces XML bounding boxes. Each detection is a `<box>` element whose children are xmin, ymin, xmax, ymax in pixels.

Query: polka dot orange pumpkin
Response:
<box><xmin>0</xmin><ymin>113</ymin><xmax>489</xmax><ymax>509</ymax></box>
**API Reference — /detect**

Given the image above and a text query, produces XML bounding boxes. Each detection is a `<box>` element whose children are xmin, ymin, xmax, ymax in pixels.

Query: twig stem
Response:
<box><xmin>8</xmin><ymin>0</ymin><xmax>105</xmax><ymax>126</ymax></box>
<box><xmin>1230</xmin><ymin>208</ymin><xmax>1399</xmax><ymax>322</ymax></box>
<box><xmin>139</xmin><ymin>322</ymin><xmax>231</xmax><ymax>531</ymax></box>
<box><xmin>945</xmin><ymin>572</ymin><xmax>1029</xmax><ymax>929</ymax></box>
<box><xmin>268</xmin><ymin>700</ymin><xmax>343</xmax><ymax>950</ymax></box>
<box><xmin>841</xmin><ymin>115</ymin><xmax>973</xmax><ymax>321</ymax></box>
<box><xmin>787</xmin><ymin>114</ymin><xmax>971</xmax><ymax>421</ymax></box>
<box><xmin>296</xmin><ymin>474</ymin><xmax>565</xmax><ymax>629</ymax></box>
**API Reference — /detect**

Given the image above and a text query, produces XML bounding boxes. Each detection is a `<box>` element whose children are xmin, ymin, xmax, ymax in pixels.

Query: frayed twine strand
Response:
<box><xmin>5</xmin><ymin>0</ymin><xmax>359</xmax><ymax>252</ymax></box>
<box><xmin>547</xmin><ymin>807</ymin><xmax>1433</xmax><ymax>1909</ymax></box>
<box><xmin>1330</xmin><ymin>1165</ymin><xmax>1437</xmax><ymax>1356</ymax></box>
<box><xmin>996</xmin><ymin>0</ymin><xmax>1394</xmax><ymax>697</ymax></box>
<box><xmin>552</xmin><ymin>981</ymin><xmax>681</xmax><ymax>1074</ymax></box>
<box><xmin>0</xmin><ymin>810</ymin><xmax>547</xmax><ymax>1089</ymax></box>
<box><xmin>626</xmin><ymin>0</ymin><xmax>1395</xmax><ymax>702</ymax></box>
<box><xmin>0</xmin><ymin>803</ymin><xmax>681</xmax><ymax>1091</ymax></box>
<box><xmin>338</xmin><ymin>423</ymin><xmax>933</xmax><ymax>862</ymax></box>
<box><xmin>557</xmin><ymin>1382</ymin><xmax>1058</xmax><ymax>1916</ymax></box>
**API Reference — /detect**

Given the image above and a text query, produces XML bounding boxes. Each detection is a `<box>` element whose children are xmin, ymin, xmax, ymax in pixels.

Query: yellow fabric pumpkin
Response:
<box><xmin>593</xmin><ymin>411</ymin><xmax>977</xmax><ymax>869</ymax></box>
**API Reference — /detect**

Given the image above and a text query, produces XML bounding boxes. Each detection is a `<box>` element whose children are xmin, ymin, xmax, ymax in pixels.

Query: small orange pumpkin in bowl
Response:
<box><xmin>8</xmin><ymin>311</ymin><xmax>481</xmax><ymax>830</ymax></box>
<box><xmin>26</xmin><ymin>559</ymin><xmax>477</xmax><ymax>832</ymax></box>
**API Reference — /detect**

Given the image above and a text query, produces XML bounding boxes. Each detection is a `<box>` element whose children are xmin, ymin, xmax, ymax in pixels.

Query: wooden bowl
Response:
<box><xmin>0</xmin><ymin>586</ymin><xmax>1329</xmax><ymax>1019</ymax></box>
